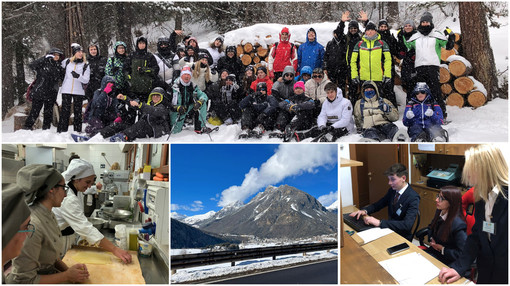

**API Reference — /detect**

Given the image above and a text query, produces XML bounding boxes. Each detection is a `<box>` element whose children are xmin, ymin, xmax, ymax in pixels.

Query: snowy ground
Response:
<box><xmin>171</xmin><ymin>249</ymin><xmax>338</xmax><ymax>283</ymax></box>
<box><xmin>3</xmin><ymin>20</ymin><xmax>507</xmax><ymax>142</ymax></box>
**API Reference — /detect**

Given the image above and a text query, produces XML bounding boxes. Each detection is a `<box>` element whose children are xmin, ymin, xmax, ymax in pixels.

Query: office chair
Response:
<box><xmin>411</xmin><ymin>210</ymin><xmax>421</xmax><ymax>242</ymax></box>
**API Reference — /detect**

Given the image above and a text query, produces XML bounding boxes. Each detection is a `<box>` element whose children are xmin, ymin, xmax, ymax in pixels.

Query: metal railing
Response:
<box><xmin>171</xmin><ymin>241</ymin><xmax>338</xmax><ymax>270</ymax></box>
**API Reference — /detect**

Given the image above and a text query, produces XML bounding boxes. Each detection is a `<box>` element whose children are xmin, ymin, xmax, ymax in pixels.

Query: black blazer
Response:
<box><xmin>426</xmin><ymin>214</ymin><xmax>467</xmax><ymax>266</ymax></box>
<box><xmin>364</xmin><ymin>185</ymin><xmax>420</xmax><ymax>241</ymax></box>
<box><xmin>451</xmin><ymin>187</ymin><xmax>508</xmax><ymax>284</ymax></box>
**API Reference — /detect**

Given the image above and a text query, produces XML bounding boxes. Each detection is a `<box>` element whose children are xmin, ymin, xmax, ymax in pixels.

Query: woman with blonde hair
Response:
<box><xmin>57</xmin><ymin>44</ymin><xmax>90</xmax><ymax>133</ymax></box>
<box><xmin>191</xmin><ymin>53</ymin><xmax>218</xmax><ymax>91</ymax></box>
<box><xmin>439</xmin><ymin>144</ymin><xmax>508</xmax><ymax>284</ymax></box>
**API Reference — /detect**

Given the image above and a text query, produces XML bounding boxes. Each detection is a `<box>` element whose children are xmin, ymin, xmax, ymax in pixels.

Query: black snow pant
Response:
<box><xmin>100</xmin><ymin>122</ymin><xmax>130</xmax><ymax>138</ymax></box>
<box><xmin>57</xmin><ymin>93</ymin><xmax>84</xmax><ymax>133</ymax></box>
<box><xmin>377</xmin><ymin>80</ymin><xmax>398</xmax><ymax>111</ymax></box>
<box><xmin>416</xmin><ymin>65</ymin><xmax>446</xmax><ymax>117</ymax></box>
<box><xmin>294</xmin><ymin>125</ymin><xmax>348</xmax><ymax>142</ymax></box>
<box><xmin>275</xmin><ymin>109</ymin><xmax>314</xmax><ymax>132</ymax></box>
<box><xmin>327</xmin><ymin>68</ymin><xmax>348</xmax><ymax>97</ymax></box>
<box><xmin>362</xmin><ymin>123</ymin><xmax>399</xmax><ymax>141</ymax></box>
<box><xmin>401</xmin><ymin>61</ymin><xmax>417</xmax><ymax>102</ymax></box>
<box><xmin>408</xmin><ymin>124</ymin><xmax>446</xmax><ymax>142</ymax></box>
<box><xmin>240</xmin><ymin>107</ymin><xmax>277</xmax><ymax>130</ymax></box>
<box><xmin>211</xmin><ymin>101</ymin><xmax>242</xmax><ymax>122</ymax></box>
<box><xmin>24</xmin><ymin>92</ymin><xmax>57</xmax><ymax>130</ymax></box>
<box><xmin>123</xmin><ymin>119</ymin><xmax>155</xmax><ymax>141</ymax></box>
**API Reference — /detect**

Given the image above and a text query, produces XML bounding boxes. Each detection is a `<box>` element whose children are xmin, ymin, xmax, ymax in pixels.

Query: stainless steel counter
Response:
<box><xmin>100</xmin><ymin>228</ymin><xmax>169</xmax><ymax>284</ymax></box>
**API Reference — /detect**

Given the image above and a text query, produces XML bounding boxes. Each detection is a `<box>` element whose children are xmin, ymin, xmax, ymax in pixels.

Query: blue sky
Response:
<box><xmin>171</xmin><ymin>144</ymin><xmax>338</xmax><ymax>217</ymax></box>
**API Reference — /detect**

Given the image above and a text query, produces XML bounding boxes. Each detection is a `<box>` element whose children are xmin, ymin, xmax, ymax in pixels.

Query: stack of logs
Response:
<box><xmin>236</xmin><ymin>38</ymin><xmax>300</xmax><ymax>69</ymax></box>
<box><xmin>439</xmin><ymin>33</ymin><xmax>487</xmax><ymax>108</ymax></box>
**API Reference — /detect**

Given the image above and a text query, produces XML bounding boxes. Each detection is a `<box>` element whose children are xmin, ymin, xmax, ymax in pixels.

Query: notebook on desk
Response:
<box><xmin>343</xmin><ymin>213</ymin><xmax>375</xmax><ymax>232</ymax></box>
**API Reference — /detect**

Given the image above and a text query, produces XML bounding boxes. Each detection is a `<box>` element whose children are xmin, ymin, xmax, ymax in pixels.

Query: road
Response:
<box><xmin>213</xmin><ymin>259</ymin><xmax>338</xmax><ymax>284</ymax></box>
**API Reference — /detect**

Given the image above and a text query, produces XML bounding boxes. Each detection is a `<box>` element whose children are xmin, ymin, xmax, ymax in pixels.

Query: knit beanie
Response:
<box><xmin>294</xmin><ymin>81</ymin><xmax>305</xmax><ymax>91</ymax></box>
<box><xmin>404</xmin><ymin>19</ymin><xmax>415</xmax><ymax>29</ymax></box>
<box><xmin>365</xmin><ymin>21</ymin><xmax>377</xmax><ymax>31</ymax></box>
<box><xmin>378</xmin><ymin>19</ymin><xmax>389</xmax><ymax>27</ymax></box>
<box><xmin>348</xmin><ymin>20</ymin><xmax>359</xmax><ymax>29</ymax></box>
<box><xmin>2</xmin><ymin>184</ymin><xmax>31</xmax><ymax>249</ymax></box>
<box><xmin>71</xmin><ymin>43</ymin><xmax>82</xmax><ymax>56</ymax></box>
<box><xmin>420</xmin><ymin>12</ymin><xmax>433</xmax><ymax>24</ymax></box>
<box><xmin>17</xmin><ymin>164</ymin><xmax>64</xmax><ymax>205</ymax></box>
<box><xmin>257</xmin><ymin>66</ymin><xmax>267</xmax><ymax>75</ymax></box>
<box><xmin>180</xmin><ymin>66</ymin><xmax>192</xmax><ymax>77</ymax></box>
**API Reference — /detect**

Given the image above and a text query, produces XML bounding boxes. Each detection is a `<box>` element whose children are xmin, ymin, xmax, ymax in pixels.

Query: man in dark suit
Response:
<box><xmin>350</xmin><ymin>163</ymin><xmax>420</xmax><ymax>241</ymax></box>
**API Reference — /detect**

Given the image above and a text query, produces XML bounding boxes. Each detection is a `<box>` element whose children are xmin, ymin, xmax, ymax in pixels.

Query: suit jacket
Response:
<box><xmin>364</xmin><ymin>185</ymin><xmax>420</xmax><ymax>241</ymax></box>
<box><xmin>451</xmin><ymin>187</ymin><xmax>508</xmax><ymax>284</ymax></box>
<box><xmin>426</xmin><ymin>214</ymin><xmax>467</xmax><ymax>266</ymax></box>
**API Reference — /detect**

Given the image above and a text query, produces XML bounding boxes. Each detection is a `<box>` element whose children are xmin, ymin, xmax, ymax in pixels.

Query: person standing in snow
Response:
<box><xmin>217</xmin><ymin>45</ymin><xmax>244</xmax><ymax>82</ymax></box>
<box><xmin>354</xmin><ymin>81</ymin><xmax>399</xmax><ymax>141</ymax></box>
<box><xmin>402</xmin><ymin>12</ymin><xmax>455</xmax><ymax>119</ymax></box>
<box><xmin>403</xmin><ymin>82</ymin><xmax>447</xmax><ymax>142</ymax></box>
<box><xmin>184</xmin><ymin>36</ymin><xmax>213</xmax><ymax>66</ymax></box>
<box><xmin>125</xmin><ymin>36</ymin><xmax>160</xmax><ymax>104</ymax></box>
<box><xmin>190</xmin><ymin>52</ymin><xmax>218</xmax><ymax>92</ymax></box>
<box><xmin>350</xmin><ymin>21</ymin><xmax>394</xmax><ymax>108</ymax></box>
<box><xmin>396</xmin><ymin>20</ymin><xmax>418</xmax><ymax>102</ymax></box>
<box><xmin>57</xmin><ymin>44</ymin><xmax>90</xmax><ymax>133</ymax></box>
<box><xmin>172</xmin><ymin>44</ymin><xmax>186</xmax><ymax>80</ymax></box>
<box><xmin>105</xmin><ymin>41</ymin><xmax>129</xmax><ymax>94</ymax></box>
<box><xmin>206</xmin><ymin>36</ymin><xmax>225</xmax><ymax>71</ymax></box>
<box><xmin>154</xmin><ymin>36</ymin><xmax>175</xmax><ymax>87</ymax></box>
<box><xmin>377</xmin><ymin>19</ymin><xmax>398</xmax><ymax>109</ymax></box>
<box><xmin>23</xmin><ymin>48</ymin><xmax>64</xmax><ymax>130</ymax></box>
<box><xmin>85</xmin><ymin>44</ymin><xmax>107</xmax><ymax>103</ymax></box>
<box><xmin>297</xmin><ymin>28</ymin><xmax>325</xmax><ymax>72</ymax></box>
<box><xmin>268</xmin><ymin>27</ymin><xmax>298</xmax><ymax>80</ymax></box>
<box><xmin>324</xmin><ymin>21</ymin><xmax>348</xmax><ymax>95</ymax></box>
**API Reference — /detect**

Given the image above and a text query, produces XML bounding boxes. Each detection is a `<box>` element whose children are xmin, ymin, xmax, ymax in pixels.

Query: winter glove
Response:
<box><xmin>444</xmin><ymin>27</ymin><xmax>453</xmax><ymax>36</ymax></box>
<box><xmin>71</xmin><ymin>71</ymin><xmax>80</xmax><ymax>78</ymax></box>
<box><xmin>379</xmin><ymin>102</ymin><xmax>391</xmax><ymax>113</ymax></box>
<box><xmin>424</xmin><ymin>108</ymin><xmax>434</xmax><ymax>117</ymax></box>
<box><xmin>289</xmin><ymin>104</ymin><xmax>300</xmax><ymax>113</ymax></box>
<box><xmin>193</xmin><ymin>100</ymin><xmax>204</xmax><ymax>111</ymax></box>
<box><xmin>406</xmin><ymin>110</ymin><xmax>415</xmax><ymax>119</ymax></box>
<box><xmin>257</xmin><ymin>113</ymin><xmax>267</xmax><ymax>123</ymax></box>
<box><xmin>114</xmin><ymin>116</ymin><xmax>122</xmax><ymax>123</ymax></box>
<box><xmin>176</xmin><ymin>105</ymin><xmax>187</xmax><ymax>115</ymax></box>
<box><xmin>104</xmin><ymin>82</ymin><xmax>114</xmax><ymax>94</ymax></box>
<box><xmin>352</xmin><ymin>77</ymin><xmax>360</xmax><ymax>87</ymax></box>
<box><xmin>138</xmin><ymin>67</ymin><xmax>147</xmax><ymax>74</ymax></box>
<box><xmin>319</xmin><ymin>125</ymin><xmax>328</xmax><ymax>131</ymax></box>
<box><xmin>382</xmin><ymin>76</ymin><xmax>391</xmax><ymax>86</ymax></box>
<box><xmin>279</xmin><ymin>99</ymin><xmax>290</xmax><ymax>110</ymax></box>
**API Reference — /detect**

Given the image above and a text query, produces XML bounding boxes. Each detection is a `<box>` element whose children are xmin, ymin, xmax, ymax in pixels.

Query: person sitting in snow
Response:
<box><xmin>354</xmin><ymin>81</ymin><xmax>399</xmax><ymax>141</ymax></box>
<box><xmin>249</xmin><ymin>66</ymin><xmax>273</xmax><ymax>95</ymax></box>
<box><xmin>169</xmin><ymin>66</ymin><xmax>209</xmax><ymax>134</ymax></box>
<box><xmin>275</xmin><ymin>81</ymin><xmax>315</xmax><ymax>137</ymax></box>
<box><xmin>294</xmin><ymin>65</ymin><xmax>312</xmax><ymax>84</ymax></box>
<box><xmin>84</xmin><ymin>75</ymin><xmax>119</xmax><ymax>137</ymax></box>
<box><xmin>238</xmin><ymin>82</ymin><xmax>279</xmax><ymax>137</ymax></box>
<box><xmin>207</xmin><ymin>73</ymin><xmax>243</xmax><ymax>125</ymax></box>
<box><xmin>293</xmin><ymin>82</ymin><xmax>354</xmax><ymax>142</ymax></box>
<box><xmin>403</xmin><ymin>82</ymin><xmax>447</xmax><ymax>142</ymax></box>
<box><xmin>109</xmin><ymin>87</ymin><xmax>172</xmax><ymax>142</ymax></box>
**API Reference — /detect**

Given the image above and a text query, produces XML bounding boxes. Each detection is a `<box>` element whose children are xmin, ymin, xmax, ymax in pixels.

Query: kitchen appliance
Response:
<box><xmin>143</xmin><ymin>181</ymin><xmax>168</xmax><ymax>247</ymax></box>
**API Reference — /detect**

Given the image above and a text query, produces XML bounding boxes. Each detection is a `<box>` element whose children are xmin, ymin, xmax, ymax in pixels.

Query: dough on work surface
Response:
<box><xmin>72</xmin><ymin>251</ymin><xmax>113</xmax><ymax>264</ymax></box>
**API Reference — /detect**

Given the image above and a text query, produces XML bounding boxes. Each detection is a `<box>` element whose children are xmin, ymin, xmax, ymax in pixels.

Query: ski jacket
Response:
<box><xmin>86</xmin><ymin>53</ymin><xmax>107</xmax><ymax>94</ymax></box>
<box><xmin>351</xmin><ymin>34</ymin><xmax>392</xmax><ymax>82</ymax></box>
<box><xmin>379</xmin><ymin>30</ymin><xmax>398</xmax><ymax>58</ymax></box>
<box><xmin>206</xmin><ymin>47</ymin><xmax>224</xmax><ymax>69</ymax></box>
<box><xmin>304</xmin><ymin>75</ymin><xmax>331</xmax><ymax>104</ymax></box>
<box><xmin>169</xmin><ymin>78</ymin><xmax>208</xmax><ymax>133</ymax></box>
<box><xmin>317</xmin><ymin>88</ymin><xmax>355</xmax><ymax>133</ymax></box>
<box><xmin>217</xmin><ymin>54</ymin><xmax>244</xmax><ymax>81</ymax></box>
<box><xmin>191</xmin><ymin>65</ymin><xmax>218</xmax><ymax>92</ymax></box>
<box><xmin>250</xmin><ymin>76</ymin><xmax>274</xmax><ymax>95</ymax></box>
<box><xmin>207</xmin><ymin>80</ymin><xmax>244</xmax><ymax>106</ymax></box>
<box><xmin>354</xmin><ymin>81</ymin><xmax>398</xmax><ymax>129</ymax></box>
<box><xmin>297</xmin><ymin>28</ymin><xmax>325</xmax><ymax>71</ymax></box>
<box><xmin>28</xmin><ymin>56</ymin><xmax>64</xmax><ymax>98</ymax></box>
<box><xmin>239</xmin><ymin>92</ymin><xmax>279</xmax><ymax>116</ymax></box>
<box><xmin>404</xmin><ymin>29</ymin><xmax>449</xmax><ymax>67</ymax></box>
<box><xmin>278</xmin><ymin>92</ymin><xmax>315</xmax><ymax>112</ymax></box>
<box><xmin>268</xmin><ymin>29</ymin><xmax>298</xmax><ymax>73</ymax></box>
<box><xmin>403</xmin><ymin>88</ymin><xmax>444</xmax><ymax>129</ymax></box>
<box><xmin>105</xmin><ymin>54</ymin><xmax>128</xmax><ymax>91</ymax></box>
<box><xmin>271</xmin><ymin>66</ymin><xmax>296</xmax><ymax>102</ymax></box>
<box><xmin>125</xmin><ymin>47</ymin><xmax>159</xmax><ymax>95</ymax></box>
<box><xmin>136</xmin><ymin>89</ymin><xmax>172</xmax><ymax>138</ymax></box>
<box><xmin>396</xmin><ymin>29</ymin><xmax>417</xmax><ymax>74</ymax></box>
<box><xmin>324</xmin><ymin>35</ymin><xmax>347</xmax><ymax>72</ymax></box>
<box><xmin>154</xmin><ymin>52</ymin><xmax>174</xmax><ymax>85</ymax></box>
<box><xmin>87</xmin><ymin>75</ymin><xmax>119</xmax><ymax>124</ymax></box>
<box><xmin>61</xmin><ymin>58</ymin><xmax>90</xmax><ymax>96</ymax></box>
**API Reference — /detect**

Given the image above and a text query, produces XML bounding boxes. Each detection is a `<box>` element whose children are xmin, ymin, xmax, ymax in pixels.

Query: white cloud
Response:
<box><xmin>318</xmin><ymin>191</ymin><xmax>339</xmax><ymax>207</ymax></box>
<box><xmin>171</xmin><ymin>201</ymin><xmax>204</xmax><ymax>212</ymax></box>
<box><xmin>218</xmin><ymin>144</ymin><xmax>337</xmax><ymax>207</ymax></box>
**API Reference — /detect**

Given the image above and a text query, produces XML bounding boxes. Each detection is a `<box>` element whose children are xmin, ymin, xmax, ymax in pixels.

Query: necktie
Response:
<box><xmin>393</xmin><ymin>192</ymin><xmax>400</xmax><ymax>206</ymax></box>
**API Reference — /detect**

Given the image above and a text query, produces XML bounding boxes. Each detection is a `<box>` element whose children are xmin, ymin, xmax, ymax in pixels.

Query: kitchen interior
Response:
<box><xmin>2</xmin><ymin>143</ymin><xmax>169</xmax><ymax>284</ymax></box>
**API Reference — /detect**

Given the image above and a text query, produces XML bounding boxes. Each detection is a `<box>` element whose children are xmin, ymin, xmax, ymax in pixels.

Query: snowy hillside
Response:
<box><xmin>182</xmin><ymin>210</ymin><xmax>216</xmax><ymax>226</ymax></box>
<box><xmin>3</xmin><ymin>19</ymin><xmax>507</xmax><ymax>142</ymax></box>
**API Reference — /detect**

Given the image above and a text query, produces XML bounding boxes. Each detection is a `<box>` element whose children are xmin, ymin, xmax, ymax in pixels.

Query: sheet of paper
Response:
<box><xmin>357</xmin><ymin>227</ymin><xmax>394</xmax><ymax>244</ymax></box>
<box><xmin>379</xmin><ymin>252</ymin><xmax>439</xmax><ymax>284</ymax></box>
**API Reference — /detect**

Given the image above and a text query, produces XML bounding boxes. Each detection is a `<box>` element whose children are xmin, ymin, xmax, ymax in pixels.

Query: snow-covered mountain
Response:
<box><xmin>326</xmin><ymin>199</ymin><xmax>339</xmax><ymax>213</ymax></box>
<box><xmin>198</xmin><ymin>185</ymin><xmax>337</xmax><ymax>239</ymax></box>
<box><xmin>182</xmin><ymin>210</ymin><xmax>216</xmax><ymax>226</ymax></box>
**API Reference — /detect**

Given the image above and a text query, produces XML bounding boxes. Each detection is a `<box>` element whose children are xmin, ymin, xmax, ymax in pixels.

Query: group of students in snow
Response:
<box><xmin>23</xmin><ymin>10</ymin><xmax>453</xmax><ymax>142</ymax></box>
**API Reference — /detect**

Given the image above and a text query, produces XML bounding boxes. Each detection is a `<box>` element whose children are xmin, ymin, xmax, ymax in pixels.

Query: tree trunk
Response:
<box><xmin>458</xmin><ymin>2</ymin><xmax>497</xmax><ymax>100</ymax></box>
<box><xmin>116</xmin><ymin>2</ymin><xmax>133</xmax><ymax>53</ymax></box>
<box><xmin>386</xmin><ymin>2</ymin><xmax>399</xmax><ymax>27</ymax></box>
<box><xmin>14</xmin><ymin>40</ymin><xmax>27</xmax><ymax>105</ymax></box>
<box><xmin>2</xmin><ymin>47</ymin><xmax>15</xmax><ymax>119</ymax></box>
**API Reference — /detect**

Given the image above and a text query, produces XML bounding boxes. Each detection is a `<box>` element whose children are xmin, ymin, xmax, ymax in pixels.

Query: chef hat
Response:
<box><xmin>16</xmin><ymin>164</ymin><xmax>64</xmax><ymax>205</ymax></box>
<box><xmin>62</xmin><ymin>159</ymin><xmax>95</xmax><ymax>182</ymax></box>
<box><xmin>2</xmin><ymin>184</ymin><xmax>31</xmax><ymax>249</ymax></box>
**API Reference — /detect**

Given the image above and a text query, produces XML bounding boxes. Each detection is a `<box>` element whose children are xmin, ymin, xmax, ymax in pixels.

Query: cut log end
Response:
<box><xmin>454</xmin><ymin>77</ymin><xmax>474</xmax><ymax>95</ymax></box>
<box><xmin>243</xmin><ymin>43</ymin><xmax>253</xmax><ymax>53</ymax></box>
<box><xmin>441</xmin><ymin>83</ymin><xmax>453</xmax><ymax>95</ymax></box>
<box><xmin>446</xmin><ymin>92</ymin><xmax>465</xmax><ymax>108</ymax></box>
<box><xmin>441</xmin><ymin>47</ymin><xmax>457</xmax><ymax>62</ymax></box>
<box><xmin>439</xmin><ymin>66</ymin><xmax>451</xmax><ymax>83</ymax></box>
<box><xmin>467</xmin><ymin>91</ymin><xmax>487</xmax><ymax>108</ymax></box>
<box><xmin>449</xmin><ymin>60</ymin><xmax>472</xmax><ymax>77</ymax></box>
<box><xmin>241</xmin><ymin>54</ymin><xmax>252</xmax><ymax>66</ymax></box>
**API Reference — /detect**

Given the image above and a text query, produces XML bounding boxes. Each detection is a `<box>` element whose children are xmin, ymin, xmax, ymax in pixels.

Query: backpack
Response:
<box><xmin>65</xmin><ymin>58</ymin><xmax>89</xmax><ymax>91</ymax></box>
<box><xmin>271</xmin><ymin>42</ymin><xmax>296</xmax><ymax>60</ymax></box>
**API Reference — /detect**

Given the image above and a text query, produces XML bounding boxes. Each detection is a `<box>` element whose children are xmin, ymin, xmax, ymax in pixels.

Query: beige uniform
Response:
<box><xmin>6</xmin><ymin>203</ymin><xmax>64</xmax><ymax>284</ymax></box>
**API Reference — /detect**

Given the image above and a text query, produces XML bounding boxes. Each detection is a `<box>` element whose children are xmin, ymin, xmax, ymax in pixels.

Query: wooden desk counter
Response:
<box><xmin>341</xmin><ymin>206</ymin><xmax>467</xmax><ymax>284</ymax></box>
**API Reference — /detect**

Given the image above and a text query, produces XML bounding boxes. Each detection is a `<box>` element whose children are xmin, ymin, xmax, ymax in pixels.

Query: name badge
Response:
<box><xmin>396</xmin><ymin>207</ymin><xmax>402</xmax><ymax>216</ymax></box>
<box><xmin>483</xmin><ymin>221</ymin><xmax>496</xmax><ymax>235</ymax></box>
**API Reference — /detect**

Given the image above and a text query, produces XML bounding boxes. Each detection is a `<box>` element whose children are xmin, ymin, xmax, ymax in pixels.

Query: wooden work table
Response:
<box><xmin>62</xmin><ymin>246</ymin><xmax>145</xmax><ymax>284</ymax></box>
<box><xmin>341</xmin><ymin>205</ymin><xmax>467</xmax><ymax>284</ymax></box>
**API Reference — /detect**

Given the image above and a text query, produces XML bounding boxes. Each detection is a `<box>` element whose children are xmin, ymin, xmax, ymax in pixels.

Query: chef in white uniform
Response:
<box><xmin>53</xmin><ymin>159</ymin><xmax>132</xmax><ymax>264</ymax></box>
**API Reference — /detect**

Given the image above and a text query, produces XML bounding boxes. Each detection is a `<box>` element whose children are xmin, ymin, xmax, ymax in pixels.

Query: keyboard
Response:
<box><xmin>343</xmin><ymin>213</ymin><xmax>375</xmax><ymax>232</ymax></box>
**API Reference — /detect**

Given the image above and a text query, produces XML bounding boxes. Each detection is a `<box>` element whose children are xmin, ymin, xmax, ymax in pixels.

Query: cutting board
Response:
<box><xmin>62</xmin><ymin>246</ymin><xmax>145</xmax><ymax>284</ymax></box>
